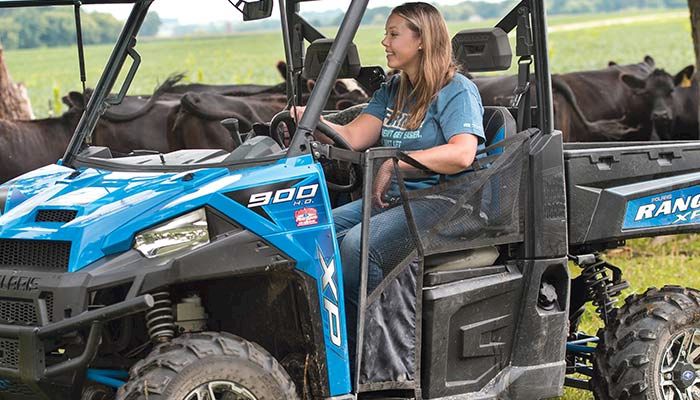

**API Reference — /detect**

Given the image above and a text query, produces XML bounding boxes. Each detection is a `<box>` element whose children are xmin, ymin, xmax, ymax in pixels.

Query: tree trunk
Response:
<box><xmin>691</xmin><ymin>0</ymin><xmax>700</xmax><ymax>72</ymax></box>
<box><xmin>689</xmin><ymin>0</ymin><xmax>700</xmax><ymax>138</ymax></box>
<box><xmin>0</xmin><ymin>46</ymin><xmax>33</xmax><ymax>120</ymax></box>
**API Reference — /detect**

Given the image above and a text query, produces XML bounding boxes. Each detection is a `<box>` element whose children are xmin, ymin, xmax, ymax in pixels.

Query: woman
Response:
<box><xmin>295</xmin><ymin>2</ymin><xmax>485</xmax><ymax>360</ymax></box>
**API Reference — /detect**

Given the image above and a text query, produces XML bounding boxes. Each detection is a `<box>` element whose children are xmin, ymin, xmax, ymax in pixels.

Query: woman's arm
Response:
<box><xmin>293</xmin><ymin>106</ymin><xmax>383</xmax><ymax>151</ymax></box>
<box><xmin>399</xmin><ymin>133</ymin><xmax>479</xmax><ymax>175</ymax></box>
<box><xmin>320</xmin><ymin>114</ymin><xmax>384</xmax><ymax>151</ymax></box>
<box><xmin>372</xmin><ymin>133</ymin><xmax>479</xmax><ymax>207</ymax></box>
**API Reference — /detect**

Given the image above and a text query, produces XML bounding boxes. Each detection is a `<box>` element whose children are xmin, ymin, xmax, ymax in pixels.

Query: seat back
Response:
<box><xmin>483</xmin><ymin>106</ymin><xmax>517</xmax><ymax>155</ymax></box>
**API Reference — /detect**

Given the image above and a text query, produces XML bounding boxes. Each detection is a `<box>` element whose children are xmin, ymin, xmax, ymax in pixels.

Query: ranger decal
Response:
<box><xmin>623</xmin><ymin>185</ymin><xmax>700</xmax><ymax>230</ymax></box>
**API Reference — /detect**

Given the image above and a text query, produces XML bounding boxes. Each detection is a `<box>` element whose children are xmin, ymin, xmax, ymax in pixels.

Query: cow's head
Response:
<box><xmin>621</xmin><ymin>65</ymin><xmax>695</xmax><ymax>140</ymax></box>
<box><xmin>62</xmin><ymin>91</ymin><xmax>87</xmax><ymax>112</ymax></box>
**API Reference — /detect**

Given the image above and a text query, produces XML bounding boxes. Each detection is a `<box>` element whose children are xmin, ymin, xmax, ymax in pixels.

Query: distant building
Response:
<box><xmin>157</xmin><ymin>18</ymin><xmax>179</xmax><ymax>38</ymax></box>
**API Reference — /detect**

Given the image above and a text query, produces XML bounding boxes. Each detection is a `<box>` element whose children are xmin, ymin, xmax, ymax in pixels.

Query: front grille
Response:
<box><xmin>35</xmin><ymin>209</ymin><xmax>77</xmax><ymax>223</ymax></box>
<box><xmin>0</xmin><ymin>338</ymin><xmax>19</xmax><ymax>369</ymax></box>
<box><xmin>0</xmin><ymin>239</ymin><xmax>70</xmax><ymax>271</ymax></box>
<box><xmin>43</xmin><ymin>292</ymin><xmax>54</xmax><ymax>323</ymax></box>
<box><xmin>0</xmin><ymin>378</ymin><xmax>36</xmax><ymax>395</ymax></box>
<box><xmin>0</xmin><ymin>298</ymin><xmax>37</xmax><ymax>325</ymax></box>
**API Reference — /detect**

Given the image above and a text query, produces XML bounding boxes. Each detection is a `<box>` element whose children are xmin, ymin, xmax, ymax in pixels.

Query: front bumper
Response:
<box><xmin>0</xmin><ymin>295</ymin><xmax>153</xmax><ymax>399</ymax></box>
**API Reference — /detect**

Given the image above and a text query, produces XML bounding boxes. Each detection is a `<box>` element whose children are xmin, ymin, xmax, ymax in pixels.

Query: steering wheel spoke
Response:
<box><xmin>269</xmin><ymin>110</ymin><xmax>360</xmax><ymax>193</ymax></box>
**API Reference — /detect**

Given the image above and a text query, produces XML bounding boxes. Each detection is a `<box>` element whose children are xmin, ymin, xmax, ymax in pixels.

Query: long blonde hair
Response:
<box><xmin>390</xmin><ymin>2</ymin><xmax>458</xmax><ymax>130</ymax></box>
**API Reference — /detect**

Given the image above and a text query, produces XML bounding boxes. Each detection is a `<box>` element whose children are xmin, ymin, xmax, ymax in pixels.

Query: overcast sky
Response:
<box><xmin>89</xmin><ymin>0</ymin><xmax>469</xmax><ymax>25</ymax></box>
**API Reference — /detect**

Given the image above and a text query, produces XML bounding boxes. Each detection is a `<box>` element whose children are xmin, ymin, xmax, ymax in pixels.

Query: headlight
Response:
<box><xmin>134</xmin><ymin>208</ymin><xmax>209</xmax><ymax>258</ymax></box>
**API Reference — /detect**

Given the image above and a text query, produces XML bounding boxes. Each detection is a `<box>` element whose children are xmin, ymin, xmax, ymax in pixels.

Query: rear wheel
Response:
<box><xmin>592</xmin><ymin>286</ymin><xmax>700</xmax><ymax>399</ymax></box>
<box><xmin>117</xmin><ymin>332</ymin><xmax>297</xmax><ymax>400</ymax></box>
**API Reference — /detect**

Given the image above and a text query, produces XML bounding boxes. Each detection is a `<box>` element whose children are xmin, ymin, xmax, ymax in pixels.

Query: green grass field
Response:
<box><xmin>4</xmin><ymin>8</ymin><xmax>700</xmax><ymax>399</ymax></box>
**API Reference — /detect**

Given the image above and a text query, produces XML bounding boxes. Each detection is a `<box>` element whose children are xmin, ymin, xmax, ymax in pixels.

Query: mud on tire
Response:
<box><xmin>592</xmin><ymin>286</ymin><xmax>700</xmax><ymax>399</ymax></box>
<box><xmin>117</xmin><ymin>332</ymin><xmax>298</xmax><ymax>400</ymax></box>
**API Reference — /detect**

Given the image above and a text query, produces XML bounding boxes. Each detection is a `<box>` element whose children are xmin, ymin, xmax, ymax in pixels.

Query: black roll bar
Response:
<box><xmin>530</xmin><ymin>0</ymin><xmax>553</xmax><ymax>134</ymax></box>
<box><xmin>286</xmin><ymin>0</ymin><xmax>369</xmax><ymax>157</ymax></box>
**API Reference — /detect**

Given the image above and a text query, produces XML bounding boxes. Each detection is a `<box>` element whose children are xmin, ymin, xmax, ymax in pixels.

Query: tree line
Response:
<box><xmin>303</xmin><ymin>0</ymin><xmax>687</xmax><ymax>27</ymax></box>
<box><xmin>0</xmin><ymin>8</ymin><xmax>161</xmax><ymax>50</ymax></box>
<box><xmin>0</xmin><ymin>0</ymin><xmax>686</xmax><ymax>47</ymax></box>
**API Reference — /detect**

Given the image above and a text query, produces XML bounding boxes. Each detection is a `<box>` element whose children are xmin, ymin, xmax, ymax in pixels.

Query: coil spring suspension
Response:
<box><xmin>574</xmin><ymin>254</ymin><xmax>629</xmax><ymax>326</ymax></box>
<box><xmin>146</xmin><ymin>291</ymin><xmax>175</xmax><ymax>342</ymax></box>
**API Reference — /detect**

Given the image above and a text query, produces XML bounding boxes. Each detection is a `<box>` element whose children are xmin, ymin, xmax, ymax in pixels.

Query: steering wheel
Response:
<box><xmin>266</xmin><ymin>111</ymin><xmax>292</xmax><ymax>147</ymax></box>
<box><xmin>269</xmin><ymin>110</ymin><xmax>353</xmax><ymax>150</ymax></box>
<box><xmin>269</xmin><ymin>110</ymin><xmax>359</xmax><ymax>192</ymax></box>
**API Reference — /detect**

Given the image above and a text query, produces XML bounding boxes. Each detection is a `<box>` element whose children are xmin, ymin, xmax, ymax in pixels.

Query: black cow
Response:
<box><xmin>619</xmin><ymin>65</ymin><xmax>696</xmax><ymax>140</ymax></box>
<box><xmin>670</xmin><ymin>77</ymin><xmax>699</xmax><ymax>140</ymax></box>
<box><xmin>472</xmin><ymin>56</ymin><xmax>695</xmax><ymax>142</ymax></box>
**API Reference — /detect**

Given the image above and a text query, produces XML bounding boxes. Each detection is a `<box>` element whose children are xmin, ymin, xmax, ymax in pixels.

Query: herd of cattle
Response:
<box><xmin>0</xmin><ymin>56</ymin><xmax>696</xmax><ymax>183</ymax></box>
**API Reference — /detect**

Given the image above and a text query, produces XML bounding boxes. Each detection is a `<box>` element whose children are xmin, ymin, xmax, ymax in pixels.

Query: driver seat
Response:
<box><xmin>422</xmin><ymin>105</ymin><xmax>516</xmax><ymax>285</ymax></box>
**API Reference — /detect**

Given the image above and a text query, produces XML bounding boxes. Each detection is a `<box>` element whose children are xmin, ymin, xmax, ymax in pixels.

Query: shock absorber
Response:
<box><xmin>146</xmin><ymin>291</ymin><xmax>175</xmax><ymax>343</ymax></box>
<box><xmin>573</xmin><ymin>254</ymin><xmax>629</xmax><ymax>326</ymax></box>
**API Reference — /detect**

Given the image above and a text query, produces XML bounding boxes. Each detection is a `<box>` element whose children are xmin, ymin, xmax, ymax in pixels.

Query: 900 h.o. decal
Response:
<box><xmin>225</xmin><ymin>179</ymin><xmax>320</xmax><ymax>221</ymax></box>
<box><xmin>248</xmin><ymin>184</ymin><xmax>318</xmax><ymax>208</ymax></box>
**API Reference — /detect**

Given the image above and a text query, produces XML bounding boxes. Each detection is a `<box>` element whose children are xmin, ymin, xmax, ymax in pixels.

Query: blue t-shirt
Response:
<box><xmin>361</xmin><ymin>72</ymin><xmax>485</xmax><ymax>190</ymax></box>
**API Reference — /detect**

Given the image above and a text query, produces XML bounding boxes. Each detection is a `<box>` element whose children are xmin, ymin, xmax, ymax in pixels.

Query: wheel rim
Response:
<box><xmin>660</xmin><ymin>328</ymin><xmax>700</xmax><ymax>399</ymax></box>
<box><xmin>184</xmin><ymin>380</ymin><xmax>258</xmax><ymax>400</ymax></box>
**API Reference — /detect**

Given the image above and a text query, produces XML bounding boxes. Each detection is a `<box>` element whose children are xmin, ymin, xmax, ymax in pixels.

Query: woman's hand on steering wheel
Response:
<box><xmin>287</xmin><ymin>107</ymin><xmax>354</xmax><ymax>150</ymax></box>
<box><xmin>291</xmin><ymin>105</ymin><xmax>306</xmax><ymax>121</ymax></box>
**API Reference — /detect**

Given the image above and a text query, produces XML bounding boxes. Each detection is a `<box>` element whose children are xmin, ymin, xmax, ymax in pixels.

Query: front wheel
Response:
<box><xmin>592</xmin><ymin>286</ymin><xmax>700</xmax><ymax>399</ymax></box>
<box><xmin>117</xmin><ymin>332</ymin><xmax>298</xmax><ymax>400</ymax></box>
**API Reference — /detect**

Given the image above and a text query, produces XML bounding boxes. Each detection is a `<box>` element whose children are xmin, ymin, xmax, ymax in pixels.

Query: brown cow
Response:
<box><xmin>164</xmin><ymin>61</ymin><xmax>369</xmax><ymax>110</ymax></box>
<box><xmin>61</xmin><ymin>75</ymin><xmax>186</xmax><ymax>154</ymax></box>
<box><xmin>0</xmin><ymin>108</ymin><xmax>81</xmax><ymax>182</ymax></box>
<box><xmin>168</xmin><ymin>92</ymin><xmax>287</xmax><ymax>151</ymax></box>
<box><xmin>168</xmin><ymin>75</ymin><xmax>370</xmax><ymax>152</ymax></box>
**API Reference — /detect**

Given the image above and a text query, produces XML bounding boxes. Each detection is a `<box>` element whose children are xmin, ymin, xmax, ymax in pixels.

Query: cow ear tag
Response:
<box><xmin>681</xmin><ymin>75</ymin><xmax>693</xmax><ymax>88</ymax></box>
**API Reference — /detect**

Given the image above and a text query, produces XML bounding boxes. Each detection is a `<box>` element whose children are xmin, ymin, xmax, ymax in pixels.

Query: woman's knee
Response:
<box><xmin>340</xmin><ymin>225</ymin><xmax>362</xmax><ymax>266</ymax></box>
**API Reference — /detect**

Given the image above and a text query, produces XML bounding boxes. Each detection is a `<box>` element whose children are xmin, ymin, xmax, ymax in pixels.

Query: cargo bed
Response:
<box><xmin>564</xmin><ymin>141</ymin><xmax>700</xmax><ymax>248</ymax></box>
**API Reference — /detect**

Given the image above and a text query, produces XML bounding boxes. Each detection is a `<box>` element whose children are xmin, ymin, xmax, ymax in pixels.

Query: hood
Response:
<box><xmin>0</xmin><ymin>164</ymin><xmax>230</xmax><ymax>272</ymax></box>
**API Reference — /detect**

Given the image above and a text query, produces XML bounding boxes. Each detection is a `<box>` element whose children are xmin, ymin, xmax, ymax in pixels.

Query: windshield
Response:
<box><xmin>52</xmin><ymin>0</ymin><xmax>369</xmax><ymax>171</ymax></box>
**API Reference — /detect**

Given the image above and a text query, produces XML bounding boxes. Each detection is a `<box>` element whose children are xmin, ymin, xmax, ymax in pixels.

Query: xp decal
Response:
<box><xmin>318</xmin><ymin>244</ymin><xmax>342</xmax><ymax>347</ymax></box>
<box><xmin>623</xmin><ymin>185</ymin><xmax>700</xmax><ymax>229</ymax></box>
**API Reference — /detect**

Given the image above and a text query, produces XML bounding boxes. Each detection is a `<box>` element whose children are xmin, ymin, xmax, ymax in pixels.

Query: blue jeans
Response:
<box><xmin>333</xmin><ymin>195</ymin><xmax>449</xmax><ymax>364</ymax></box>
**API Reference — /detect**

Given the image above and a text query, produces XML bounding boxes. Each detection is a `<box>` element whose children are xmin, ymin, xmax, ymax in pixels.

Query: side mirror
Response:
<box><xmin>241</xmin><ymin>0</ymin><xmax>273</xmax><ymax>21</ymax></box>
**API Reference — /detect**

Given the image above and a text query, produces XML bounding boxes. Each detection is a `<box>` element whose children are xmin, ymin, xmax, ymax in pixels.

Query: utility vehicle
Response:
<box><xmin>0</xmin><ymin>0</ymin><xmax>698</xmax><ymax>399</ymax></box>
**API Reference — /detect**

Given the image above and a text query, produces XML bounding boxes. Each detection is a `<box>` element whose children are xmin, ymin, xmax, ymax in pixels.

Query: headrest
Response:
<box><xmin>304</xmin><ymin>38</ymin><xmax>362</xmax><ymax>79</ymax></box>
<box><xmin>452</xmin><ymin>28</ymin><xmax>512</xmax><ymax>72</ymax></box>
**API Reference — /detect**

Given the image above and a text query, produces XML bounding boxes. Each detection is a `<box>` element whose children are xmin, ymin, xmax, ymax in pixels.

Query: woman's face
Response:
<box><xmin>382</xmin><ymin>13</ymin><xmax>422</xmax><ymax>72</ymax></box>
